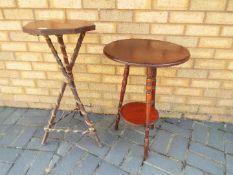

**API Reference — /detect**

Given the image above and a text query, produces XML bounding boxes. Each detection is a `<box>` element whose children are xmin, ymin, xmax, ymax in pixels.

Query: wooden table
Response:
<box><xmin>23</xmin><ymin>20</ymin><xmax>101</xmax><ymax>146</ymax></box>
<box><xmin>104</xmin><ymin>39</ymin><xmax>190</xmax><ymax>160</ymax></box>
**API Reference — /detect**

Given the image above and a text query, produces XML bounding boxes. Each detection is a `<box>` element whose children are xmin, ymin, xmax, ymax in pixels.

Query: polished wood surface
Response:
<box><xmin>144</xmin><ymin>67</ymin><xmax>156</xmax><ymax>160</ymax></box>
<box><xmin>104</xmin><ymin>39</ymin><xmax>190</xmax><ymax>67</ymax></box>
<box><xmin>104</xmin><ymin>39</ymin><xmax>190</xmax><ymax>160</ymax></box>
<box><xmin>120</xmin><ymin>102</ymin><xmax>159</xmax><ymax>126</ymax></box>
<box><xmin>23</xmin><ymin>20</ymin><xmax>95</xmax><ymax>35</ymax></box>
<box><xmin>115</xmin><ymin>65</ymin><xmax>130</xmax><ymax>130</ymax></box>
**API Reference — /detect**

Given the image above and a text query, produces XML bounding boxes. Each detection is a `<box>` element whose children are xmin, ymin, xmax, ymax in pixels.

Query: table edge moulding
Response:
<box><xmin>23</xmin><ymin>20</ymin><xmax>95</xmax><ymax>35</ymax></box>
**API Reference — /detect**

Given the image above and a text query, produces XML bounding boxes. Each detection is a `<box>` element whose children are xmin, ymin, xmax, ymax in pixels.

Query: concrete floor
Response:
<box><xmin>0</xmin><ymin>107</ymin><xmax>232</xmax><ymax>175</ymax></box>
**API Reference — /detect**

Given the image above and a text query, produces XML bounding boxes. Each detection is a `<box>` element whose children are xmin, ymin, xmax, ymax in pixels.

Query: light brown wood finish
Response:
<box><xmin>23</xmin><ymin>20</ymin><xmax>95</xmax><ymax>35</ymax></box>
<box><xmin>103</xmin><ymin>39</ymin><xmax>190</xmax><ymax>67</ymax></box>
<box><xmin>23</xmin><ymin>20</ymin><xmax>101</xmax><ymax>146</ymax></box>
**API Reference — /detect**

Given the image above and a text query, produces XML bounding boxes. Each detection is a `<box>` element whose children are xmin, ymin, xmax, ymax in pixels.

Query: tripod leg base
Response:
<box><xmin>94</xmin><ymin>132</ymin><xmax>102</xmax><ymax>147</ymax></box>
<box><xmin>115</xmin><ymin>114</ymin><xmax>120</xmax><ymax>130</ymax></box>
<box><xmin>41</xmin><ymin>132</ymin><xmax>49</xmax><ymax>145</ymax></box>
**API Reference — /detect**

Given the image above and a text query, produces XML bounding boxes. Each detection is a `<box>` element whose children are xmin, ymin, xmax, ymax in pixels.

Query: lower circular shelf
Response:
<box><xmin>120</xmin><ymin>102</ymin><xmax>159</xmax><ymax>126</ymax></box>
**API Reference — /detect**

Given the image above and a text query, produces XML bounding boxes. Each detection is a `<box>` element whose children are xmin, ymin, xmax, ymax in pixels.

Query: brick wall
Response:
<box><xmin>0</xmin><ymin>0</ymin><xmax>233</xmax><ymax>122</ymax></box>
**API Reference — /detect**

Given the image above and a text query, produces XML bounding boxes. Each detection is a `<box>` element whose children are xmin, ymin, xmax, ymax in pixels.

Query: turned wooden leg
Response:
<box><xmin>151</xmin><ymin>69</ymin><xmax>156</xmax><ymax>107</ymax></box>
<box><xmin>150</xmin><ymin>68</ymin><xmax>157</xmax><ymax>130</ymax></box>
<box><xmin>144</xmin><ymin>67</ymin><xmax>156</xmax><ymax>160</ymax></box>
<box><xmin>42</xmin><ymin>82</ymin><xmax>67</xmax><ymax>144</ymax></box>
<box><xmin>115</xmin><ymin>65</ymin><xmax>130</xmax><ymax>130</ymax></box>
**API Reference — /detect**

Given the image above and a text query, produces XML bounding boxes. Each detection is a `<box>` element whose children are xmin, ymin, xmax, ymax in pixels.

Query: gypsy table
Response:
<box><xmin>103</xmin><ymin>39</ymin><xmax>190</xmax><ymax>160</ymax></box>
<box><xmin>23</xmin><ymin>20</ymin><xmax>101</xmax><ymax>146</ymax></box>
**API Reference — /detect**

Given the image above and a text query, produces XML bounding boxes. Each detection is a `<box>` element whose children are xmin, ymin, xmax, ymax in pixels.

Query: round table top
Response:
<box><xmin>103</xmin><ymin>39</ymin><xmax>190</xmax><ymax>67</ymax></box>
<box><xmin>23</xmin><ymin>20</ymin><xmax>95</xmax><ymax>35</ymax></box>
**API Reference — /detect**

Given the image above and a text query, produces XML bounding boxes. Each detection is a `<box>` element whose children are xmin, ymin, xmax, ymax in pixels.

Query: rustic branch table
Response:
<box><xmin>23</xmin><ymin>20</ymin><xmax>101</xmax><ymax>146</ymax></box>
<box><xmin>104</xmin><ymin>39</ymin><xmax>190</xmax><ymax>160</ymax></box>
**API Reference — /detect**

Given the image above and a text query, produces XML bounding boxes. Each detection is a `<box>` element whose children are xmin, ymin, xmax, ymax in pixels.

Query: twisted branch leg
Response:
<box><xmin>42</xmin><ymin>82</ymin><xmax>67</xmax><ymax>144</ymax></box>
<box><xmin>42</xmin><ymin>34</ymin><xmax>101</xmax><ymax>146</ymax></box>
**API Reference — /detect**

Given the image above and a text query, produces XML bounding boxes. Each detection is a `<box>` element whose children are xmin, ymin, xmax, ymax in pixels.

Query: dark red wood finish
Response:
<box><xmin>115</xmin><ymin>65</ymin><xmax>129</xmax><ymax>130</ymax></box>
<box><xmin>120</xmin><ymin>102</ymin><xmax>159</xmax><ymax>126</ymax></box>
<box><xmin>144</xmin><ymin>67</ymin><xmax>156</xmax><ymax>160</ymax></box>
<box><xmin>103</xmin><ymin>39</ymin><xmax>190</xmax><ymax>160</ymax></box>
